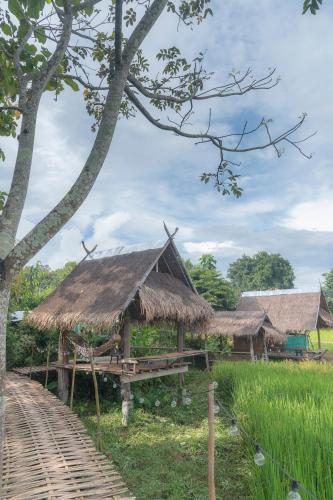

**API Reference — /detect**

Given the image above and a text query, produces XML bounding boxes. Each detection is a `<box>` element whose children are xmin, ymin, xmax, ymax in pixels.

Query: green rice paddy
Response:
<box><xmin>213</xmin><ymin>361</ymin><xmax>333</xmax><ymax>499</ymax></box>
<box><xmin>80</xmin><ymin>360</ymin><xmax>332</xmax><ymax>499</ymax></box>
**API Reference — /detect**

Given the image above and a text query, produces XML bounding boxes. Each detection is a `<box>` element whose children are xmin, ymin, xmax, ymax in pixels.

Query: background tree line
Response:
<box><xmin>8</xmin><ymin>250</ymin><xmax>333</xmax><ymax>368</ymax></box>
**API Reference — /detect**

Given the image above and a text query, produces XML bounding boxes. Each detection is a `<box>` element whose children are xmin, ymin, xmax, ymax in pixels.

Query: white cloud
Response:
<box><xmin>87</xmin><ymin>212</ymin><xmax>131</xmax><ymax>249</ymax></box>
<box><xmin>43</xmin><ymin>227</ymin><xmax>84</xmax><ymax>269</ymax></box>
<box><xmin>183</xmin><ymin>240</ymin><xmax>243</xmax><ymax>256</ymax></box>
<box><xmin>282</xmin><ymin>198</ymin><xmax>333</xmax><ymax>232</ymax></box>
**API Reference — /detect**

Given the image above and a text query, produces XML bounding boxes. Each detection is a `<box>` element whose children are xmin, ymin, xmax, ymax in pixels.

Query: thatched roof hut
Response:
<box><xmin>27</xmin><ymin>238</ymin><xmax>213</xmax><ymax>333</ymax></box>
<box><xmin>206</xmin><ymin>310</ymin><xmax>285</xmax><ymax>342</ymax></box>
<box><xmin>237</xmin><ymin>288</ymin><xmax>333</xmax><ymax>333</ymax></box>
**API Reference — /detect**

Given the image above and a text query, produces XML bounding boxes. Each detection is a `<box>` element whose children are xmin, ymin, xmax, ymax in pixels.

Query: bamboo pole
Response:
<box><xmin>89</xmin><ymin>354</ymin><xmax>102</xmax><ymax>452</ymax></box>
<box><xmin>29</xmin><ymin>343</ymin><xmax>34</xmax><ymax>379</ymax></box>
<box><xmin>208</xmin><ymin>382</ymin><xmax>216</xmax><ymax>500</ymax></box>
<box><xmin>177</xmin><ymin>322</ymin><xmax>185</xmax><ymax>386</ymax></box>
<box><xmin>69</xmin><ymin>346</ymin><xmax>77</xmax><ymax>411</ymax></box>
<box><xmin>317</xmin><ymin>328</ymin><xmax>322</xmax><ymax>350</ymax></box>
<box><xmin>44</xmin><ymin>342</ymin><xmax>51</xmax><ymax>388</ymax></box>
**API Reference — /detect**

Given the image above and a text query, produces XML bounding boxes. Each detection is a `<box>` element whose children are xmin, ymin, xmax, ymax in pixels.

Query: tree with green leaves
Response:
<box><xmin>9</xmin><ymin>260</ymin><xmax>76</xmax><ymax>311</ymax></box>
<box><xmin>322</xmin><ymin>270</ymin><xmax>333</xmax><ymax>313</ymax></box>
<box><xmin>185</xmin><ymin>254</ymin><xmax>238</xmax><ymax>310</ymax></box>
<box><xmin>0</xmin><ymin>0</ymin><xmax>311</xmax><ymax>461</ymax></box>
<box><xmin>303</xmin><ymin>0</ymin><xmax>323</xmax><ymax>15</ymax></box>
<box><xmin>227</xmin><ymin>251</ymin><xmax>295</xmax><ymax>292</ymax></box>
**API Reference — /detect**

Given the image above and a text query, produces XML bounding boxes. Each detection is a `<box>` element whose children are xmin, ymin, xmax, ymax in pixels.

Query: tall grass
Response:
<box><xmin>213</xmin><ymin>361</ymin><xmax>333</xmax><ymax>500</ymax></box>
<box><xmin>309</xmin><ymin>329</ymin><xmax>333</xmax><ymax>352</ymax></box>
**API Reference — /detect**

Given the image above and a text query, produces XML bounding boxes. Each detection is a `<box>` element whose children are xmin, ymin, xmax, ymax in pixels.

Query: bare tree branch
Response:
<box><xmin>125</xmin><ymin>85</ymin><xmax>308</xmax><ymax>155</ymax></box>
<box><xmin>127</xmin><ymin>68</ymin><xmax>279</xmax><ymax>104</ymax></box>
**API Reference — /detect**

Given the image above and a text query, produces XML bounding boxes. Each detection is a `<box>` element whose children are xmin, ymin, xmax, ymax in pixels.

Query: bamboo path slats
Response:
<box><xmin>2</xmin><ymin>373</ymin><xmax>135</xmax><ymax>499</ymax></box>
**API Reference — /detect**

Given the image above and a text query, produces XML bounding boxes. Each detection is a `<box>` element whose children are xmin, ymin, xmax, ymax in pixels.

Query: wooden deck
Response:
<box><xmin>2</xmin><ymin>373</ymin><xmax>134</xmax><ymax>499</ymax></box>
<box><xmin>12</xmin><ymin>350</ymin><xmax>206</xmax><ymax>385</ymax></box>
<box><xmin>268</xmin><ymin>349</ymin><xmax>327</xmax><ymax>361</ymax></box>
<box><xmin>12</xmin><ymin>362</ymin><xmax>58</xmax><ymax>376</ymax></box>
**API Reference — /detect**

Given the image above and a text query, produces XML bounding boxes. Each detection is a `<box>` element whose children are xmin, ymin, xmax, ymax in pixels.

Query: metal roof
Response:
<box><xmin>242</xmin><ymin>287</ymin><xmax>320</xmax><ymax>297</ymax></box>
<box><xmin>89</xmin><ymin>240</ymin><xmax>165</xmax><ymax>260</ymax></box>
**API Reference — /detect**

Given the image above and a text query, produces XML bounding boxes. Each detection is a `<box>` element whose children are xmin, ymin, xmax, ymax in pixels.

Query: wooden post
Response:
<box><xmin>317</xmin><ymin>328</ymin><xmax>322</xmax><ymax>350</ymax></box>
<box><xmin>90</xmin><ymin>354</ymin><xmax>102</xmax><ymax>451</ymax></box>
<box><xmin>177</xmin><ymin>322</ymin><xmax>185</xmax><ymax>386</ymax></box>
<box><xmin>58</xmin><ymin>332</ymin><xmax>69</xmax><ymax>403</ymax></box>
<box><xmin>204</xmin><ymin>334</ymin><xmax>210</xmax><ymax>372</ymax></box>
<box><xmin>263</xmin><ymin>335</ymin><xmax>268</xmax><ymax>362</ymax></box>
<box><xmin>44</xmin><ymin>341</ymin><xmax>51</xmax><ymax>388</ymax></box>
<box><xmin>121</xmin><ymin>317</ymin><xmax>131</xmax><ymax>427</ymax></box>
<box><xmin>69</xmin><ymin>346</ymin><xmax>77</xmax><ymax>411</ymax></box>
<box><xmin>208</xmin><ymin>382</ymin><xmax>216</xmax><ymax>500</ymax></box>
<box><xmin>249</xmin><ymin>335</ymin><xmax>255</xmax><ymax>361</ymax></box>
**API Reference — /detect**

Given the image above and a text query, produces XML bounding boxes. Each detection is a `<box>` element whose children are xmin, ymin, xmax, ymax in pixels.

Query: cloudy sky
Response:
<box><xmin>2</xmin><ymin>0</ymin><xmax>333</xmax><ymax>287</ymax></box>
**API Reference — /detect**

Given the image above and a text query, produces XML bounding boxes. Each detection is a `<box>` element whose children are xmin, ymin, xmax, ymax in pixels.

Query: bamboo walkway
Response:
<box><xmin>2</xmin><ymin>373</ymin><xmax>135</xmax><ymax>499</ymax></box>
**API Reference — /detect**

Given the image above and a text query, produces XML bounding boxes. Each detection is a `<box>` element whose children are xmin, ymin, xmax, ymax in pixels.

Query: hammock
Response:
<box><xmin>65</xmin><ymin>331</ymin><xmax>121</xmax><ymax>358</ymax></box>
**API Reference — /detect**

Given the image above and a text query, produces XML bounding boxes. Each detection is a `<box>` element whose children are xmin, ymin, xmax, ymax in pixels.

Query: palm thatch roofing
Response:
<box><xmin>27</xmin><ymin>239</ymin><xmax>213</xmax><ymax>332</ymax></box>
<box><xmin>237</xmin><ymin>288</ymin><xmax>333</xmax><ymax>333</ymax></box>
<box><xmin>206</xmin><ymin>310</ymin><xmax>286</xmax><ymax>342</ymax></box>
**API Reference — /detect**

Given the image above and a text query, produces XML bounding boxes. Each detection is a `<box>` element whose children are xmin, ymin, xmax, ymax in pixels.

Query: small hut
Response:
<box><xmin>237</xmin><ymin>288</ymin><xmax>333</xmax><ymax>358</ymax></box>
<box><xmin>206</xmin><ymin>310</ymin><xmax>285</xmax><ymax>360</ymax></box>
<box><xmin>27</xmin><ymin>233</ymin><xmax>213</xmax><ymax>422</ymax></box>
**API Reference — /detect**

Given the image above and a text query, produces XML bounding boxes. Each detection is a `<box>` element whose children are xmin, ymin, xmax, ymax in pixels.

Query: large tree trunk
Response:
<box><xmin>0</xmin><ymin>284</ymin><xmax>10</xmax><ymax>474</ymax></box>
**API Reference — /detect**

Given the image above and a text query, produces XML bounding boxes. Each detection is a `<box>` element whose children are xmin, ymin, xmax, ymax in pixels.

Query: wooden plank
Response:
<box><xmin>123</xmin><ymin>350</ymin><xmax>206</xmax><ymax>362</ymax></box>
<box><xmin>120</xmin><ymin>365</ymin><xmax>188</xmax><ymax>383</ymax></box>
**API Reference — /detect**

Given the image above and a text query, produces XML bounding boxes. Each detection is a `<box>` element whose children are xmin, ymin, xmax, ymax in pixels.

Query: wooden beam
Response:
<box><xmin>120</xmin><ymin>365</ymin><xmax>188</xmax><ymax>383</ymax></box>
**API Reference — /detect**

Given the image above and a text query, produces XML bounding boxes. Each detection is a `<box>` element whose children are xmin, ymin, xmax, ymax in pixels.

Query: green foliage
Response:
<box><xmin>227</xmin><ymin>251</ymin><xmax>295</xmax><ymax>292</ymax></box>
<box><xmin>213</xmin><ymin>361</ymin><xmax>333</xmax><ymax>499</ymax></box>
<box><xmin>6</xmin><ymin>260</ymin><xmax>76</xmax><ymax>368</ymax></box>
<box><xmin>303</xmin><ymin>0</ymin><xmax>322</xmax><ymax>15</ymax></box>
<box><xmin>185</xmin><ymin>254</ymin><xmax>239</xmax><ymax>310</ymax></box>
<box><xmin>9</xmin><ymin>260</ymin><xmax>76</xmax><ymax>311</ymax></box>
<box><xmin>322</xmin><ymin>269</ymin><xmax>333</xmax><ymax>313</ymax></box>
<box><xmin>81</xmin><ymin>369</ymin><xmax>251</xmax><ymax>499</ymax></box>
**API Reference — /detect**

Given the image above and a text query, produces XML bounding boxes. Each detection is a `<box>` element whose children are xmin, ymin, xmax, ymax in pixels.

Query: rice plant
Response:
<box><xmin>213</xmin><ymin>361</ymin><xmax>333</xmax><ymax>500</ymax></box>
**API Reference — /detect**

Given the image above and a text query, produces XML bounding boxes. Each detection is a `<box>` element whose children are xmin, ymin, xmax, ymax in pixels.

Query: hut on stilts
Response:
<box><xmin>205</xmin><ymin>310</ymin><xmax>286</xmax><ymax>361</ymax></box>
<box><xmin>27</xmin><ymin>228</ymin><xmax>213</xmax><ymax>425</ymax></box>
<box><xmin>237</xmin><ymin>288</ymin><xmax>333</xmax><ymax>360</ymax></box>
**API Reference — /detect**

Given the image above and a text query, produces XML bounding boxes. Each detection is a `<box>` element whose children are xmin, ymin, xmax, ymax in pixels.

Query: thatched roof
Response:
<box><xmin>205</xmin><ymin>310</ymin><xmax>285</xmax><ymax>342</ymax></box>
<box><xmin>27</xmin><ymin>240</ymin><xmax>213</xmax><ymax>332</ymax></box>
<box><xmin>237</xmin><ymin>288</ymin><xmax>333</xmax><ymax>333</ymax></box>
<box><xmin>139</xmin><ymin>271</ymin><xmax>212</xmax><ymax>327</ymax></box>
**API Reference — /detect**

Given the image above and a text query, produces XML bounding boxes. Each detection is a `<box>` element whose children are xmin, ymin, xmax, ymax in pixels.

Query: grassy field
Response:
<box><xmin>309</xmin><ymin>329</ymin><xmax>333</xmax><ymax>351</ymax></box>
<box><xmin>78</xmin><ymin>360</ymin><xmax>332</xmax><ymax>499</ymax></box>
<box><xmin>213</xmin><ymin>361</ymin><xmax>333</xmax><ymax>500</ymax></box>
